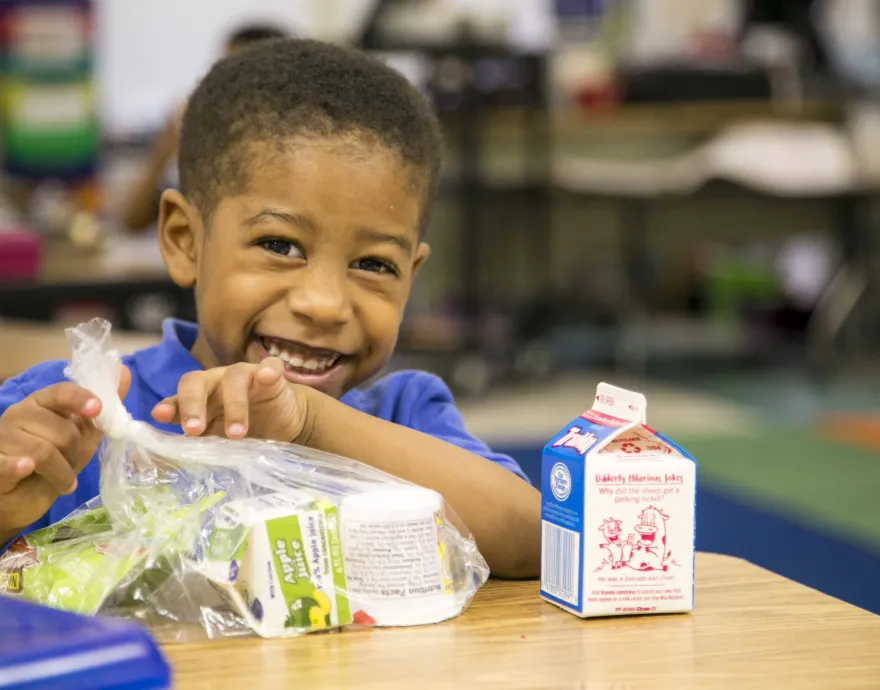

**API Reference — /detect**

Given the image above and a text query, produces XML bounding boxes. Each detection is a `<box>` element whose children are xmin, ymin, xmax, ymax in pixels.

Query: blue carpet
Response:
<box><xmin>501</xmin><ymin>445</ymin><xmax>880</xmax><ymax>615</ymax></box>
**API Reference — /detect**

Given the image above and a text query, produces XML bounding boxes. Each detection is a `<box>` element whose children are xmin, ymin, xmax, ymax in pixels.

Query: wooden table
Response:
<box><xmin>0</xmin><ymin>321</ymin><xmax>159</xmax><ymax>380</ymax></box>
<box><xmin>163</xmin><ymin>553</ymin><xmax>880</xmax><ymax>690</ymax></box>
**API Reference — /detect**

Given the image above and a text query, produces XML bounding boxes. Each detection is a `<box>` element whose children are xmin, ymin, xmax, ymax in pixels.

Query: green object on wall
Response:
<box><xmin>707</xmin><ymin>251</ymin><xmax>780</xmax><ymax>323</ymax></box>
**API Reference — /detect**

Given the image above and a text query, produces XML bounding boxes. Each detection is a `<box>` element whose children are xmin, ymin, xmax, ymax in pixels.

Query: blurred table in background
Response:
<box><xmin>39</xmin><ymin>233</ymin><xmax>167</xmax><ymax>284</ymax></box>
<box><xmin>554</xmin><ymin>99</ymin><xmax>842</xmax><ymax>135</ymax></box>
<box><xmin>0</xmin><ymin>319</ymin><xmax>159</xmax><ymax>381</ymax></box>
<box><xmin>447</xmin><ymin>100</ymin><xmax>845</xmax><ymax>184</ymax></box>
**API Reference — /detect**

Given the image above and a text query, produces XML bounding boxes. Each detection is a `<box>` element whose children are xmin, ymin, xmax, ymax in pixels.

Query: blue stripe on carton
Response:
<box><xmin>540</xmin><ymin>413</ymin><xmax>631</xmax><ymax>612</ymax></box>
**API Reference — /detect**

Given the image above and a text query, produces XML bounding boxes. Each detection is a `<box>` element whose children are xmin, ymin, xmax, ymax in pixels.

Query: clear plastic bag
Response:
<box><xmin>0</xmin><ymin>319</ymin><xmax>489</xmax><ymax>641</ymax></box>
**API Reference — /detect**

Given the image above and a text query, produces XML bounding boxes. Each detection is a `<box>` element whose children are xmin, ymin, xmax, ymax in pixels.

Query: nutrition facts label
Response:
<box><xmin>342</xmin><ymin>517</ymin><xmax>444</xmax><ymax>600</ymax></box>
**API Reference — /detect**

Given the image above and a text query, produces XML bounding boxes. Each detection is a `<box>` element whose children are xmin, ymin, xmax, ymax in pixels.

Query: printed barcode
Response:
<box><xmin>541</xmin><ymin>521</ymin><xmax>580</xmax><ymax>606</ymax></box>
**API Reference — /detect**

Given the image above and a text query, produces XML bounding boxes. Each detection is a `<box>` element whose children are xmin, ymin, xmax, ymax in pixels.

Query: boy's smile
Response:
<box><xmin>250</xmin><ymin>335</ymin><xmax>352</xmax><ymax>389</ymax></box>
<box><xmin>159</xmin><ymin>139</ymin><xmax>430</xmax><ymax>399</ymax></box>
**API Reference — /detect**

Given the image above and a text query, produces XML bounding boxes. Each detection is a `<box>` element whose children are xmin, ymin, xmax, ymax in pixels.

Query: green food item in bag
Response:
<box><xmin>25</xmin><ymin>500</ymin><xmax>112</xmax><ymax>547</ymax></box>
<box><xmin>0</xmin><ymin>533</ymin><xmax>149</xmax><ymax>615</ymax></box>
<box><xmin>0</xmin><ymin>491</ymin><xmax>228</xmax><ymax>616</ymax></box>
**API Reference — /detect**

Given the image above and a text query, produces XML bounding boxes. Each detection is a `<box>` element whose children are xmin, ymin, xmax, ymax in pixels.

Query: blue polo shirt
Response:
<box><xmin>0</xmin><ymin>319</ymin><xmax>528</xmax><ymax>540</ymax></box>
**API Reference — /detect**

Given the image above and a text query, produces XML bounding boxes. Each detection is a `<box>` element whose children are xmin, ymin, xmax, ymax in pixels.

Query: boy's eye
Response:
<box><xmin>257</xmin><ymin>238</ymin><xmax>303</xmax><ymax>258</ymax></box>
<box><xmin>352</xmin><ymin>257</ymin><xmax>399</xmax><ymax>276</ymax></box>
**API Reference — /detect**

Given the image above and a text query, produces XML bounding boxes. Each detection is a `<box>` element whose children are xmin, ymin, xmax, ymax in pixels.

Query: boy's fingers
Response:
<box><xmin>16</xmin><ymin>431</ymin><xmax>78</xmax><ymax>496</ymax></box>
<box><xmin>151</xmin><ymin>399</ymin><xmax>178</xmax><ymax>424</ymax></box>
<box><xmin>251</xmin><ymin>358</ymin><xmax>288</xmax><ymax>401</ymax></box>
<box><xmin>30</xmin><ymin>383</ymin><xmax>100</xmax><ymax>419</ymax></box>
<box><xmin>69</xmin><ymin>415</ymin><xmax>105</xmax><ymax>473</ymax></box>
<box><xmin>14</xmin><ymin>407</ymin><xmax>84</xmax><ymax>463</ymax></box>
<box><xmin>176</xmin><ymin>372</ymin><xmax>211</xmax><ymax>435</ymax></box>
<box><xmin>255</xmin><ymin>357</ymin><xmax>285</xmax><ymax>380</ymax></box>
<box><xmin>118</xmin><ymin>365</ymin><xmax>132</xmax><ymax>401</ymax></box>
<box><xmin>0</xmin><ymin>455</ymin><xmax>34</xmax><ymax>494</ymax></box>
<box><xmin>220</xmin><ymin>365</ymin><xmax>255</xmax><ymax>438</ymax></box>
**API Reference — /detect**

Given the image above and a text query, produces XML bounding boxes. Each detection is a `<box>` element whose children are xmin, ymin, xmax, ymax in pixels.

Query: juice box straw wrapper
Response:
<box><xmin>540</xmin><ymin>383</ymin><xmax>696</xmax><ymax>617</ymax></box>
<box><xmin>200</xmin><ymin>492</ymin><xmax>352</xmax><ymax>638</ymax></box>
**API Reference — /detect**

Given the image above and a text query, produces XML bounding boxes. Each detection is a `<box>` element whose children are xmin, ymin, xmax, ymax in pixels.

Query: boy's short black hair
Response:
<box><xmin>225</xmin><ymin>24</ymin><xmax>288</xmax><ymax>48</ymax></box>
<box><xmin>178</xmin><ymin>39</ymin><xmax>443</xmax><ymax>233</ymax></box>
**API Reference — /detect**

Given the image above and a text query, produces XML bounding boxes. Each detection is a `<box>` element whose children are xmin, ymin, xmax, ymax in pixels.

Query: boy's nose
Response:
<box><xmin>286</xmin><ymin>268</ymin><xmax>353</xmax><ymax>328</ymax></box>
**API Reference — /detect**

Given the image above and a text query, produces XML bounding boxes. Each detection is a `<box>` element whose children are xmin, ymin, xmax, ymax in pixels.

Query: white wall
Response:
<box><xmin>94</xmin><ymin>0</ymin><xmax>557</xmax><ymax>137</ymax></box>
<box><xmin>95</xmin><ymin>0</ymin><xmax>377</xmax><ymax>137</ymax></box>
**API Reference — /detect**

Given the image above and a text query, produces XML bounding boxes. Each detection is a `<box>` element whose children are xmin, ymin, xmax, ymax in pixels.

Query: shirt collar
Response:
<box><xmin>133</xmin><ymin>319</ymin><xmax>203</xmax><ymax>401</ymax></box>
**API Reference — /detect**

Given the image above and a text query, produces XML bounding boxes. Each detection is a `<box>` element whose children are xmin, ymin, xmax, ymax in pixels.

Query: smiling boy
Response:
<box><xmin>0</xmin><ymin>39</ymin><xmax>540</xmax><ymax>577</ymax></box>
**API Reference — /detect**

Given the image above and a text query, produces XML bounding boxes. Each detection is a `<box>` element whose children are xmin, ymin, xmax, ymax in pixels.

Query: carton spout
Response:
<box><xmin>593</xmin><ymin>383</ymin><xmax>647</xmax><ymax>425</ymax></box>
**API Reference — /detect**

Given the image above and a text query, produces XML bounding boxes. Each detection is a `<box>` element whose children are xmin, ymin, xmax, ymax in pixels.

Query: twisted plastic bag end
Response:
<box><xmin>63</xmin><ymin>318</ymin><xmax>134</xmax><ymax>439</ymax></box>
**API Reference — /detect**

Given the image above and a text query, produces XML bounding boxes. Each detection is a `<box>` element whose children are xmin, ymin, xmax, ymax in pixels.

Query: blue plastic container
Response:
<box><xmin>0</xmin><ymin>596</ymin><xmax>170</xmax><ymax>690</ymax></box>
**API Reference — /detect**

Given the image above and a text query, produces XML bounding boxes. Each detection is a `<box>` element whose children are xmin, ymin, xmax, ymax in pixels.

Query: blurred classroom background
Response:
<box><xmin>1</xmin><ymin>0</ymin><xmax>879</xmax><ymax>613</ymax></box>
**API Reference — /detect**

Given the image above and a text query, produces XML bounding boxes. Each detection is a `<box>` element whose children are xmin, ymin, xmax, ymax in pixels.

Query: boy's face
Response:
<box><xmin>159</xmin><ymin>139</ymin><xmax>430</xmax><ymax>399</ymax></box>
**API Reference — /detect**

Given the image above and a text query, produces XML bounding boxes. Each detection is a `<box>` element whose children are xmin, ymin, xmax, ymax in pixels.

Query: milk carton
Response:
<box><xmin>200</xmin><ymin>492</ymin><xmax>352</xmax><ymax>637</ymax></box>
<box><xmin>540</xmin><ymin>383</ymin><xmax>696</xmax><ymax>617</ymax></box>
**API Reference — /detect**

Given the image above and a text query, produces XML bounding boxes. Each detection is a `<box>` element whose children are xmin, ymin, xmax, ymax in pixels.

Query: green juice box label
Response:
<box><xmin>200</xmin><ymin>492</ymin><xmax>352</xmax><ymax>637</ymax></box>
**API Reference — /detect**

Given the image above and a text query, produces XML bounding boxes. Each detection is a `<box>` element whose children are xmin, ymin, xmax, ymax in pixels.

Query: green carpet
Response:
<box><xmin>676</xmin><ymin>431</ymin><xmax>880</xmax><ymax>552</ymax></box>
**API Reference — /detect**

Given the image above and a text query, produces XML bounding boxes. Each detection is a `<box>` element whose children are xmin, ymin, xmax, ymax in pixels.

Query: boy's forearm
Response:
<box><xmin>302</xmin><ymin>392</ymin><xmax>541</xmax><ymax>579</ymax></box>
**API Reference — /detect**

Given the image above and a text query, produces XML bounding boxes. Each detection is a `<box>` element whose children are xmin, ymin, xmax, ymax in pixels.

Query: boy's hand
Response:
<box><xmin>151</xmin><ymin>358</ymin><xmax>312</xmax><ymax>444</ymax></box>
<box><xmin>0</xmin><ymin>367</ymin><xmax>131</xmax><ymax>540</ymax></box>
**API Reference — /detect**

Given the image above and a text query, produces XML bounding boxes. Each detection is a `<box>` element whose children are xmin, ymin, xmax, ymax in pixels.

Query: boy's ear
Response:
<box><xmin>412</xmin><ymin>241</ymin><xmax>431</xmax><ymax>278</ymax></box>
<box><xmin>157</xmin><ymin>189</ymin><xmax>203</xmax><ymax>288</ymax></box>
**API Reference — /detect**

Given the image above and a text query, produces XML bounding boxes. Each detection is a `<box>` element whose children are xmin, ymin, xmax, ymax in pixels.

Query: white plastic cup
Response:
<box><xmin>339</xmin><ymin>486</ymin><xmax>459</xmax><ymax>626</ymax></box>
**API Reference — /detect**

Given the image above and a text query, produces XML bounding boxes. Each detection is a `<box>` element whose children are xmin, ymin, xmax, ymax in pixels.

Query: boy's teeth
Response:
<box><xmin>263</xmin><ymin>339</ymin><xmax>339</xmax><ymax>374</ymax></box>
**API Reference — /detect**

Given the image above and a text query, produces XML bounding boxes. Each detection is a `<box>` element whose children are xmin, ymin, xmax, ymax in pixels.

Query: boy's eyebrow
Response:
<box><xmin>356</xmin><ymin>227</ymin><xmax>414</xmax><ymax>254</ymax></box>
<box><xmin>243</xmin><ymin>208</ymin><xmax>318</xmax><ymax>234</ymax></box>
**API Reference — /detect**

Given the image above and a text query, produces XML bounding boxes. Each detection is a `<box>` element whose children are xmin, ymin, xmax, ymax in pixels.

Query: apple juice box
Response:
<box><xmin>540</xmin><ymin>383</ymin><xmax>696</xmax><ymax>617</ymax></box>
<box><xmin>201</xmin><ymin>492</ymin><xmax>352</xmax><ymax>637</ymax></box>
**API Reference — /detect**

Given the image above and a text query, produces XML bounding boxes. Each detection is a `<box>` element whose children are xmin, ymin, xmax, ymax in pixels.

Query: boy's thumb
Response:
<box><xmin>118</xmin><ymin>364</ymin><xmax>132</xmax><ymax>400</ymax></box>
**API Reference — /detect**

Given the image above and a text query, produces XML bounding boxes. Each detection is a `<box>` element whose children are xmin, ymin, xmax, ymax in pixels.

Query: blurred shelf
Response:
<box><xmin>435</xmin><ymin>100</ymin><xmax>843</xmax><ymax>138</ymax></box>
<box><xmin>38</xmin><ymin>236</ymin><xmax>168</xmax><ymax>285</ymax></box>
<box><xmin>0</xmin><ymin>277</ymin><xmax>194</xmax><ymax>329</ymax></box>
<box><xmin>555</xmin><ymin>99</ymin><xmax>844</xmax><ymax>133</ymax></box>
<box><xmin>366</xmin><ymin>40</ymin><xmax>531</xmax><ymax>58</ymax></box>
